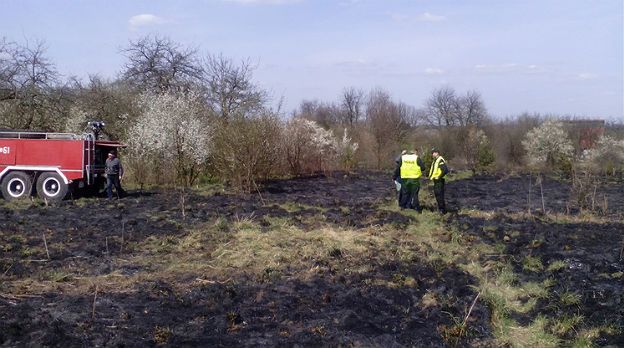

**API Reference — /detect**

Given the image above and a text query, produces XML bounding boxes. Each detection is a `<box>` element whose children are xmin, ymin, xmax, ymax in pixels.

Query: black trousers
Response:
<box><xmin>106</xmin><ymin>174</ymin><xmax>124</xmax><ymax>199</ymax></box>
<box><xmin>399</xmin><ymin>178</ymin><xmax>421</xmax><ymax>210</ymax></box>
<box><xmin>433</xmin><ymin>178</ymin><xmax>446</xmax><ymax>213</ymax></box>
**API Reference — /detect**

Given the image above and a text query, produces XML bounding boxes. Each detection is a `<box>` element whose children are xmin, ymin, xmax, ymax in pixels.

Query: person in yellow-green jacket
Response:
<box><xmin>393</xmin><ymin>148</ymin><xmax>426</xmax><ymax>211</ymax></box>
<box><xmin>429</xmin><ymin>148</ymin><xmax>449</xmax><ymax>214</ymax></box>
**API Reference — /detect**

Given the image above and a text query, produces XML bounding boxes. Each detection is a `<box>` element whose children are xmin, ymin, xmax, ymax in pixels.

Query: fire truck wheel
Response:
<box><xmin>1</xmin><ymin>171</ymin><xmax>33</xmax><ymax>200</ymax></box>
<box><xmin>36</xmin><ymin>172</ymin><xmax>68</xmax><ymax>202</ymax></box>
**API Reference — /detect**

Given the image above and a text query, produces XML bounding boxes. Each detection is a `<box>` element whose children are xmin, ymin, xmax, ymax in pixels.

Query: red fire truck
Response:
<box><xmin>0</xmin><ymin>123</ymin><xmax>125</xmax><ymax>201</ymax></box>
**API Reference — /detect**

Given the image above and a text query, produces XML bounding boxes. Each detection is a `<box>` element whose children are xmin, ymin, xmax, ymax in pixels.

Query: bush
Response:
<box><xmin>583</xmin><ymin>135</ymin><xmax>624</xmax><ymax>176</ymax></box>
<box><xmin>211</xmin><ymin>113</ymin><xmax>282</xmax><ymax>192</ymax></box>
<box><xmin>281</xmin><ymin>118</ymin><xmax>355</xmax><ymax>175</ymax></box>
<box><xmin>463</xmin><ymin>128</ymin><xmax>495</xmax><ymax>173</ymax></box>
<box><xmin>334</xmin><ymin>128</ymin><xmax>359</xmax><ymax>171</ymax></box>
<box><xmin>477</xmin><ymin>141</ymin><xmax>495</xmax><ymax>173</ymax></box>
<box><xmin>126</xmin><ymin>91</ymin><xmax>211</xmax><ymax>187</ymax></box>
<box><xmin>522</xmin><ymin>120</ymin><xmax>574</xmax><ymax>172</ymax></box>
<box><xmin>489</xmin><ymin>114</ymin><xmax>541</xmax><ymax>170</ymax></box>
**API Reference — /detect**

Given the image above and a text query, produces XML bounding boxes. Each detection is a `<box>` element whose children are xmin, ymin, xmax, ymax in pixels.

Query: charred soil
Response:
<box><xmin>0</xmin><ymin>172</ymin><xmax>622</xmax><ymax>347</ymax></box>
<box><xmin>1</xmin><ymin>172</ymin><xmax>487</xmax><ymax>347</ymax></box>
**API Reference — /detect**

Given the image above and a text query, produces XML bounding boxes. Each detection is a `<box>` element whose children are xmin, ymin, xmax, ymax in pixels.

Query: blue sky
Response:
<box><xmin>1</xmin><ymin>0</ymin><xmax>622</xmax><ymax>119</ymax></box>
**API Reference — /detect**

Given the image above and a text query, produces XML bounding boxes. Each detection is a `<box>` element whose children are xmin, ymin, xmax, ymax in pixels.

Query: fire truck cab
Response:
<box><xmin>0</xmin><ymin>125</ymin><xmax>125</xmax><ymax>202</ymax></box>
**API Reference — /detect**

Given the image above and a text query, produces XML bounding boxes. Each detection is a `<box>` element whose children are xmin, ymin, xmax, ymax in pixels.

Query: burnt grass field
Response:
<box><xmin>0</xmin><ymin>172</ymin><xmax>622</xmax><ymax>347</ymax></box>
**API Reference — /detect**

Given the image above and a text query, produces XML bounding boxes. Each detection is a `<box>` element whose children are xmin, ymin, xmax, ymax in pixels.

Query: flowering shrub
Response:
<box><xmin>281</xmin><ymin>119</ymin><xmax>358</xmax><ymax>175</ymax></box>
<box><xmin>127</xmin><ymin>91</ymin><xmax>211</xmax><ymax>186</ymax></box>
<box><xmin>522</xmin><ymin>120</ymin><xmax>574</xmax><ymax>168</ymax></box>
<box><xmin>335</xmin><ymin>128</ymin><xmax>359</xmax><ymax>171</ymax></box>
<box><xmin>583</xmin><ymin>135</ymin><xmax>624</xmax><ymax>175</ymax></box>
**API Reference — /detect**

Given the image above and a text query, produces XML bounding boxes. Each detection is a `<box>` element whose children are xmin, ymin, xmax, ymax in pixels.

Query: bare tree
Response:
<box><xmin>120</xmin><ymin>35</ymin><xmax>202</xmax><ymax>93</ymax></box>
<box><xmin>202</xmin><ymin>54</ymin><xmax>267</xmax><ymax>119</ymax></box>
<box><xmin>0</xmin><ymin>38</ymin><xmax>16</xmax><ymax>102</ymax></box>
<box><xmin>457</xmin><ymin>90</ymin><xmax>488</xmax><ymax>127</ymax></box>
<box><xmin>298</xmin><ymin>99</ymin><xmax>340</xmax><ymax>129</ymax></box>
<box><xmin>66</xmin><ymin>75</ymin><xmax>138</xmax><ymax>139</ymax></box>
<box><xmin>425</xmin><ymin>86</ymin><xmax>460</xmax><ymax>127</ymax></box>
<box><xmin>366</xmin><ymin>88</ymin><xmax>409</xmax><ymax>168</ymax></box>
<box><xmin>0</xmin><ymin>38</ymin><xmax>62</xmax><ymax>130</ymax></box>
<box><xmin>340</xmin><ymin>87</ymin><xmax>364</xmax><ymax>126</ymax></box>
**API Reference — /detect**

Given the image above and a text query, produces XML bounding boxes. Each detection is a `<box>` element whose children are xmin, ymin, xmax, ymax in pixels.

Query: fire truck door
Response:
<box><xmin>0</xmin><ymin>141</ymin><xmax>17</xmax><ymax>165</ymax></box>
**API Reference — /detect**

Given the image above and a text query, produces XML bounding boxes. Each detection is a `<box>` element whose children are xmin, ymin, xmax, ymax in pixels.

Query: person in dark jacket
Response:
<box><xmin>428</xmin><ymin>148</ymin><xmax>449</xmax><ymax>214</ymax></box>
<box><xmin>105</xmin><ymin>151</ymin><xmax>125</xmax><ymax>199</ymax></box>
<box><xmin>393</xmin><ymin>148</ymin><xmax>426</xmax><ymax>211</ymax></box>
<box><xmin>393</xmin><ymin>150</ymin><xmax>407</xmax><ymax>205</ymax></box>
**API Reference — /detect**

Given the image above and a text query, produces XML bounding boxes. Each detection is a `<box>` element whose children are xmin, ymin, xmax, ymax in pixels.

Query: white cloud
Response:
<box><xmin>128</xmin><ymin>14</ymin><xmax>167</xmax><ymax>29</ymax></box>
<box><xmin>339</xmin><ymin>0</ymin><xmax>362</xmax><ymax>5</ymax></box>
<box><xmin>577</xmin><ymin>73</ymin><xmax>598</xmax><ymax>80</ymax></box>
<box><xmin>418</xmin><ymin>12</ymin><xmax>446</xmax><ymax>22</ymax></box>
<box><xmin>424</xmin><ymin>67</ymin><xmax>444</xmax><ymax>75</ymax></box>
<box><xmin>474</xmin><ymin>64</ymin><xmax>509</xmax><ymax>73</ymax></box>
<box><xmin>390</xmin><ymin>12</ymin><xmax>446</xmax><ymax>23</ymax></box>
<box><xmin>390</xmin><ymin>14</ymin><xmax>409</xmax><ymax>22</ymax></box>
<box><xmin>474</xmin><ymin>63</ymin><xmax>544</xmax><ymax>74</ymax></box>
<box><xmin>327</xmin><ymin>58</ymin><xmax>389</xmax><ymax>76</ymax></box>
<box><xmin>334</xmin><ymin>58</ymin><xmax>378</xmax><ymax>69</ymax></box>
<box><xmin>222</xmin><ymin>0</ymin><xmax>302</xmax><ymax>4</ymax></box>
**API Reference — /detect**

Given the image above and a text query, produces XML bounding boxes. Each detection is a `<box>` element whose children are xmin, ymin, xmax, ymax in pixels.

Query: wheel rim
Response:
<box><xmin>42</xmin><ymin>177</ymin><xmax>62</xmax><ymax>197</ymax></box>
<box><xmin>7</xmin><ymin>178</ymin><xmax>27</xmax><ymax>198</ymax></box>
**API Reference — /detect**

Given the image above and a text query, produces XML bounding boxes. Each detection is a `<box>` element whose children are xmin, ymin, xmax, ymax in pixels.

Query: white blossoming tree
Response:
<box><xmin>334</xmin><ymin>128</ymin><xmax>359</xmax><ymax>171</ymax></box>
<box><xmin>282</xmin><ymin>118</ymin><xmax>354</xmax><ymax>174</ymax></box>
<box><xmin>583</xmin><ymin>135</ymin><xmax>624</xmax><ymax>176</ymax></box>
<box><xmin>127</xmin><ymin>91</ymin><xmax>211</xmax><ymax>187</ymax></box>
<box><xmin>282</xmin><ymin>118</ymin><xmax>322</xmax><ymax>174</ymax></box>
<box><xmin>63</xmin><ymin>106</ymin><xmax>89</xmax><ymax>134</ymax></box>
<box><xmin>522</xmin><ymin>120</ymin><xmax>574</xmax><ymax>168</ymax></box>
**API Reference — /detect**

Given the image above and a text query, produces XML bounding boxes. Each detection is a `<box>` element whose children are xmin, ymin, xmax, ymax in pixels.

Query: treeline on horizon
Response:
<box><xmin>1</xmin><ymin>35</ymin><xmax>623</xmax><ymax>190</ymax></box>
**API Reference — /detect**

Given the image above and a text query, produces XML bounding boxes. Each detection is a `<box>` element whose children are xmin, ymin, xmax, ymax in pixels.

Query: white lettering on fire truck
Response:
<box><xmin>0</xmin><ymin>146</ymin><xmax>10</xmax><ymax>155</ymax></box>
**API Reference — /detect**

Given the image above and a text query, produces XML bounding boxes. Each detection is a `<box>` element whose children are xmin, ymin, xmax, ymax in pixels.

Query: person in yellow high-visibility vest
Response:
<box><xmin>429</xmin><ymin>148</ymin><xmax>449</xmax><ymax>214</ymax></box>
<box><xmin>393</xmin><ymin>148</ymin><xmax>426</xmax><ymax>211</ymax></box>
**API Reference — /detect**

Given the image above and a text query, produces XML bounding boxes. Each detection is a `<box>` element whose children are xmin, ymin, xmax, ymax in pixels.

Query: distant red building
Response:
<box><xmin>564</xmin><ymin>120</ymin><xmax>605</xmax><ymax>151</ymax></box>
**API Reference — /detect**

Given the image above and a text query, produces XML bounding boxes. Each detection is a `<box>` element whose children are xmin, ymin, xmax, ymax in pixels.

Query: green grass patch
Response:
<box><xmin>550</xmin><ymin>314</ymin><xmax>584</xmax><ymax>336</ymax></box>
<box><xmin>546</xmin><ymin>260</ymin><xmax>567</xmax><ymax>272</ymax></box>
<box><xmin>559</xmin><ymin>291</ymin><xmax>582</xmax><ymax>307</ymax></box>
<box><xmin>523</xmin><ymin>255</ymin><xmax>544</xmax><ymax>272</ymax></box>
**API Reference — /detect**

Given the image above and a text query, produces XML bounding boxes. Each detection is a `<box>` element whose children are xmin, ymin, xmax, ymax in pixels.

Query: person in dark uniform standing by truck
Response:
<box><xmin>105</xmin><ymin>150</ymin><xmax>124</xmax><ymax>199</ymax></box>
<box><xmin>429</xmin><ymin>148</ymin><xmax>449</xmax><ymax>214</ymax></box>
<box><xmin>393</xmin><ymin>150</ymin><xmax>407</xmax><ymax>205</ymax></box>
<box><xmin>393</xmin><ymin>148</ymin><xmax>426</xmax><ymax>211</ymax></box>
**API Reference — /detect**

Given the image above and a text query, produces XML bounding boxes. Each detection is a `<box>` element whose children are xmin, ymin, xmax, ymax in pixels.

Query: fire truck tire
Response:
<box><xmin>36</xmin><ymin>172</ymin><xmax>68</xmax><ymax>202</ymax></box>
<box><xmin>1</xmin><ymin>171</ymin><xmax>33</xmax><ymax>200</ymax></box>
